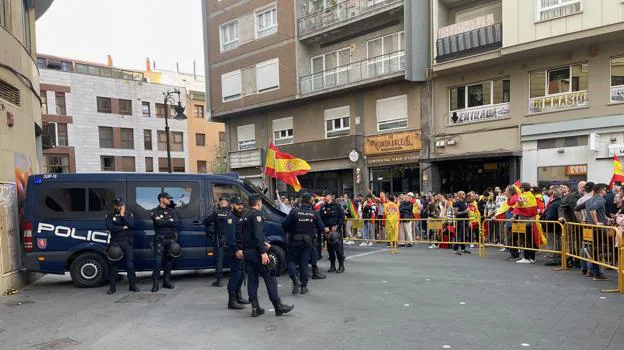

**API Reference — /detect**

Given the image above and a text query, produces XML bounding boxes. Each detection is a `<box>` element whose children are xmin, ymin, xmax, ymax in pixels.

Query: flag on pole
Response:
<box><xmin>264</xmin><ymin>143</ymin><xmax>310</xmax><ymax>192</ymax></box>
<box><xmin>609</xmin><ymin>154</ymin><xmax>624</xmax><ymax>188</ymax></box>
<box><xmin>347</xmin><ymin>199</ymin><xmax>359</xmax><ymax>219</ymax></box>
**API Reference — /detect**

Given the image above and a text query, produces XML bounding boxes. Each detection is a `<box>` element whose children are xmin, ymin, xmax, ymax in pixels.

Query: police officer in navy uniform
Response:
<box><xmin>105</xmin><ymin>198</ymin><xmax>139</xmax><ymax>294</ymax></box>
<box><xmin>320</xmin><ymin>191</ymin><xmax>346</xmax><ymax>273</ymax></box>
<box><xmin>227</xmin><ymin>196</ymin><xmax>249</xmax><ymax>309</ymax></box>
<box><xmin>282</xmin><ymin>193</ymin><xmax>325</xmax><ymax>295</ymax></box>
<box><xmin>203</xmin><ymin>196</ymin><xmax>230</xmax><ymax>288</ymax></box>
<box><xmin>243</xmin><ymin>194</ymin><xmax>294</xmax><ymax>317</ymax></box>
<box><xmin>150</xmin><ymin>192</ymin><xmax>181</xmax><ymax>293</ymax></box>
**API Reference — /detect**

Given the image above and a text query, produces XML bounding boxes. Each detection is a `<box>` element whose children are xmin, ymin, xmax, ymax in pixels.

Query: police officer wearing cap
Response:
<box><xmin>282</xmin><ymin>193</ymin><xmax>325</xmax><ymax>295</ymax></box>
<box><xmin>203</xmin><ymin>195</ymin><xmax>231</xmax><ymax>288</ymax></box>
<box><xmin>150</xmin><ymin>192</ymin><xmax>181</xmax><ymax>293</ymax></box>
<box><xmin>227</xmin><ymin>196</ymin><xmax>249</xmax><ymax>309</ymax></box>
<box><xmin>243</xmin><ymin>194</ymin><xmax>294</xmax><ymax>317</ymax></box>
<box><xmin>105</xmin><ymin>198</ymin><xmax>138</xmax><ymax>294</ymax></box>
<box><xmin>320</xmin><ymin>191</ymin><xmax>346</xmax><ymax>273</ymax></box>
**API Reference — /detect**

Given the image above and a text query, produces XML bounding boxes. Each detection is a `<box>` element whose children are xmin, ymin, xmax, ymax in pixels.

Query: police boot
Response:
<box><xmin>292</xmin><ymin>277</ymin><xmax>301</xmax><ymax>295</ymax></box>
<box><xmin>151</xmin><ymin>279</ymin><xmax>159</xmax><ymax>293</ymax></box>
<box><xmin>236</xmin><ymin>289</ymin><xmax>250</xmax><ymax>304</ymax></box>
<box><xmin>250</xmin><ymin>299</ymin><xmax>265</xmax><ymax>318</ymax></box>
<box><xmin>273</xmin><ymin>301</ymin><xmax>294</xmax><ymax>316</ymax></box>
<box><xmin>129</xmin><ymin>281</ymin><xmax>140</xmax><ymax>293</ymax></box>
<box><xmin>212</xmin><ymin>277</ymin><xmax>223</xmax><ymax>287</ymax></box>
<box><xmin>107</xmin><ymin>283</ymin><xmax>116</xmax><ymax>295</ymax></box>
<box><xmin>336</xmin><ymin>261</ymin><xmax>345</xmax><ymax>273</ymax></box>
<box><xmin>300</xmin><ymin>286</ymin><xmax>309</xmax><ymax>295</ymax></box>
<box><xmin>228</xmin><ymin>294</ymin><xmax>245</xmax><ymax>310</ymax></box>
<box><xmin>328</xmin><ymin>262</ymin><xmax>336</xmax><ymax>273</ymax></box>
<box><xmin>311</xmin><ymin>265</ymin><xmax>327</xmax><ymax>279</ymax></box>
<box><xmin>163</xmin><ymin>273</ymin><xmax>174</xmax><ymax>289</ymax></box>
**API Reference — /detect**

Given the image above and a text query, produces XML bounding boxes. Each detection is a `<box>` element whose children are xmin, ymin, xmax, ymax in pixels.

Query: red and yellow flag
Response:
<box><xmin>264</xmin><ymin>143</ymin><xmax>310</xmax><ymax>192</ymax></box>
<box><xmin>609</xmin><ymin>154</ymin><xmax>624</xmax><ymax>188</ymax></box>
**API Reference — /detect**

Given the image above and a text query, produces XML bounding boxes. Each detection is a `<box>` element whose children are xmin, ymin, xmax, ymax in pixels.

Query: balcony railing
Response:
<box><xmin>300</xmin><ymin>50</ymin><xmax>405</xmax><ymax>94</ymax></box>
<box><xmin>298</xmin><ymin>0</ymin><xmax>403</xmax><ymax>37</ymax></box>
<box><xmin>436</xmin><ymin>21</ymin><xmax>502</xmax><ymax>63</ymax></box>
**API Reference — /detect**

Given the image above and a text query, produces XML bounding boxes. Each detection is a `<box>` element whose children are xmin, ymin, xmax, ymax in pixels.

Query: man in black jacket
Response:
<box><xmin>105</xmin><ymin>198</ymin><xmax>138</xmax><ymax>294</ymax></box>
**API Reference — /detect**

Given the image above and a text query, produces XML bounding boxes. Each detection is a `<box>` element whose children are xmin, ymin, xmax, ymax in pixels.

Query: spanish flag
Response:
<box><xmin>513</xmin><ymin>188</ymin><xmax>547</xmax><ymax>247</ymax></box>
<box><xmin>609</xmin><ymin>154</ymin><xmax>624</xmax><ymax>189</ymax></box>
<box><xmin>264</xmin><ymin>143</ymin><xmax>310</xmax><ymax>192</ymax></box>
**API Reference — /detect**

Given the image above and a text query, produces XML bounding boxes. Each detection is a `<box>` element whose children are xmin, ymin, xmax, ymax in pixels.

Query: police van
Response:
<box><xmin>22</xmin><ymin>173</ymin><xmax>287</xmax><ymax>288</ymax></box>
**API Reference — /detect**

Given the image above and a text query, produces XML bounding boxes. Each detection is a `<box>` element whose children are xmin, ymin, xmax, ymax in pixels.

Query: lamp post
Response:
<box><xmin>163</xmin><ymin>89</ymin><xmax>187</xmax><ymax>173</ymax></box>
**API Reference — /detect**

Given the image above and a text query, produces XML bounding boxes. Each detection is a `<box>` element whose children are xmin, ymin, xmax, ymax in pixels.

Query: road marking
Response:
<box><xmin>346</xmin><ymin>249</ymin><xmax>388</xmax><ymax>260</ymax></box>
<box><xmin>459</xmin><ymin>302</ymin><xmax>466</xmax><ymax>305</ymax></box>
<box><xmin>442</xmin><ymin>345</ymin><xmax>451</xmax><ymax>349</ymax></box>
<box><xmin>403</xmin><ymin>303</ymin><xmax>410</xmax><ymax>307</ymax></box>
<box><xmin>521</xmin><ymin>343</ymin><xmax>530</xmax><ymax>347</ymax></box>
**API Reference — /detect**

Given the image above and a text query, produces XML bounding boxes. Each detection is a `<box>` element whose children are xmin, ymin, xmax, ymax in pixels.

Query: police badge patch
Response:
<box><xmin>256</xmin><ymin>216</ymin><xmax>262</xmax><ymax>222</ymax></box>
<box><xmin>37</xmin><ymin>238</ymin><xmax>47</xmax><ymax>250</ymax></box>
<box><xmin>227</xmin><ymin>218</ymin><xmax>233</xmax><ymax>224</ymax></box>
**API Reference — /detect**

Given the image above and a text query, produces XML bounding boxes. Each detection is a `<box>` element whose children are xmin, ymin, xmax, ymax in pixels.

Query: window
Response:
<box><xmin>311</xmin><ymin>48</ymin><xmax>350</xmax><ymax>90</ymax></box>
<box><xmin>537</xmin><ymin>136</ymin><xmax>588</xmax><ymax>149</ymax></box>
<box><xmin>194</xmin><ymin>105</ymin><xmax>204</xmax><ymax>118</ymax></box>
<box><xmin>611</xmin><ymin>56</ymin><xmax>624</xmax><ymax>103</ymax></box>
<box><xmin>22</xmin><ymin>0</ymin><xmax>31</xmax><ymax>53</ymax></box>
<box><xmin>41</xmin><ymin>90</ymin><xmax>48</xmax><ymax>114</ymax></box>
<box><xmin>536</xmin><ymin>0</ymin><xmax>581</xmax><ymax>21</ymax></box>
<box><xmin>37</xmin><ymin>57</ymin><xmax>46</xmax><ymax>69</ymax></box>
<box><xmin>168</xmin><ymin>104</ymin><xmax>177</xmax><ymax>118</ymax></box>
<box><xmin>367</xmin><ymin>32</ymin><xmax>405</xmax><ymax>77</ymax></box>
<box><xmin>99</xmin><ymin>126</ymin><xmax>113</xmax><ymax>148</ymax></box>
<box><xmin>119</xmin><ymin>99</ymin><xmax>132</xmax><ymax>115</ymax></box>
<box><xmin>324</xmin><ymin>106</ymin><xmax>350</xmax><ymax>138</ymax></box>
<box><xmin>0</xmin><ymin>0</ymin><xmax>5</xmax><ymax>28</ymax></box>
<box><xmin>530</xmin><ymin>64</ymin><xmax>588</xmax><ymax>98</ymax></box>
<box><xmin>142</xmin><ymin>102</ymin><xmax>151</xmax><ymax>117</ymax></box>
<box><xmin>55</xmin><ymin>92</ymin><xmax>67</xmax><ymax>115</ymax></box>
<box><xmin>273</xmin><ymin>117</ymin><xmax>293</xmax><ymax>145</ymax></box>
<box><xmin>222</xmin><ymin>70</ymin><xmax>242</xmax><ymax>101</ymax></box>
<box><xmin>196</xmin><ymin>133</ymin><xmax>206</xmax><ymax>146</ymax></box>
<box><xmin>220</xmin><ymin>20</ymin><xmax>239</xmax><ymax>52</ymax></box>
<box><xmin>57</xmin><ymin>123</ymin><xmax>68</xmax><ymax>146</ymax></box>
<box><xmin>35</xmin><ymin>184</ymin><xmax>122</xmax><ymax>218</ymax></box>
<box><xmin>256</xmin><ymin>59</ymin><xmax>279</xmax><ymax>93</ymax></box>
<box><xmin>157</xmin><ymin>158</ymin><xmax>186</xmax><ymax>173</ymax></box>
<box><xmin>101</xmin><ymin>156</ymin><xmax>115</xmax><ymax>171</ymax></box>
<box><xmin>157</xmin><ymin>131</ymin><xmax>184</xmax><ymax>151</ymax></box>
<box><xmin>121</xmin><ymin>156</ymin><xmax>135</xmax><ymax>172</ymax></box>
<box><xmin>197</xmin><ymin>160</ymin><xmax>208</xmax><ymax>173</ymax></box>
<box><xmin>44</xmin><ymin>154</ymin><xmax>70</xmax><ymax>174</ymax></box>
<box><xmin>450</xmin><ymin>78</ymin><xmax>510</xmax><ymax>110</ymax></box>
<box><xmin>212</xmin><ymin>183</ymin><xmax>250</xmax><ymax>208</ymax></box>
<box><xmin>61</xmin><ymin>61</ymin><xmax>73</xmax><ymax>72</ymax></box>
<box><xmin>155</xmin><ymin>103</ymin><xmax>166</xmax><ymax>117</ymax></box>
<box><xmin>97</xmin><ymin>97</ymin><xmax>112</xmax><ymax>113</ymax></box>
<box><xmin>145</xmin><ymin>157</ymin><xmax>153</xmax><ymax>172</ymax></box>
<box><xmin>120</xmin><ymin>128</ymin><xmax>134</xmax><ymax>149</ymax></box>
<box><xmin>376</xmin><ymin>95</ymin><xmax>408</xmax><ymax>131</ymax></box>
<box><xmin>132</xmin><ymin>181</ymin><xmax>199</xmax><ymax>219</ymax></box>
<box><xmin>219</xmin><ymin>132</ymin><xmax>225</xmax><ymax>142</ymax></box>
<box><xmin>237</xmin><ymin>124</ymin><xmax>256</xmax><ymax>150</ymax></box>
<box><xmin>40</xmin><ymin>188</ymin><xmax>86</xmax><ymax>213</ymax></box>
<box><xmin>42</xmin><ymin>122</ymin><xmax>57</xmax><ymax>149</ymax></box>
<box><xmin>144</xmin><ymin>129</ymin><xmax>152</xmax><ymax>150</ymax></box>
<box><xmin>256</xmin><ymin>5</ymin><xmax>277</xmax><ymax>38</ymax></box>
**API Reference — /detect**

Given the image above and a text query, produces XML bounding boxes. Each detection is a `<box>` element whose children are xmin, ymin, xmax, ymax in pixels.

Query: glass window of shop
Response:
<box><xmin>611</xmin><ymin>56</ymin><xmax>624</xmax><ymax>103</ymax></box>
<box><xmin>537</xmin><ymin>165</ymin><xmax>587</xmax><ymax>189</ymax></box>
<box><xmin>369</xmin><ymin>166</ymin><xmax>420</xmax><ymax>195</ymax></box>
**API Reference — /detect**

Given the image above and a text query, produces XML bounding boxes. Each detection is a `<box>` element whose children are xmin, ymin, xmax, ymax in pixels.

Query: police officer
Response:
<box><xmin>151</xmin><ymin>192</ymin><xmax>181</xmax><ymax>293</ymax></box>
<box><xmin>105</xmin><ymin>198</ymin><xmax>138</xmax><ymax>294</ymax></box>
<box><xmin>243</xmin><ymin>194</ymin><xmax>294</xmax><ymax>317</ymax></box>
<box><xmin>320</xmin><ymin>191</ymin><xmax>346</xmax><ymax>273</ymax></box>
<box><xmin>282</xmin><ymin>193</ymin><xmax>325</xmax><ymax>295</ymax></box>
<box><xmin>204</xmin><ymin>196</ymin><xmax>230</xmax><ymax>288</ymax></box>
<box><xmin>227</xmin><ymin>196</ymin><xmax>249</xmax><ymax>309</ymax></box>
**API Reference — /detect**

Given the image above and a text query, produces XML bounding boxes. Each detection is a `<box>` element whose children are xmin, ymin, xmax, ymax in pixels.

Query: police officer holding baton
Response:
<box><xmin>282</xmin><ymin>193</ymin><xmax>325</xmax><ymax>295</ymax></box>
<box><xmin>150</xmin><ymin>192</ymin><xmax>182</xmax><ymax>293</ymax></box>
<box><xmin>243</xmin><ymin>194</ymin><xmax>294</xmax><ymax>317</ymax></box>
<box><xmin>105</xmin><ymin>198</ymin><xmax>138</xmax><ymax>294</ymax></box>
<box><xmin>204</xmin><ymin>196</ymin><xmax>230</xmax><ymax>288</ymax></box>
<box><xmin>320</xmin><ymin>191</ymin><xmax>346</xmax><ymax>273</ymax></box>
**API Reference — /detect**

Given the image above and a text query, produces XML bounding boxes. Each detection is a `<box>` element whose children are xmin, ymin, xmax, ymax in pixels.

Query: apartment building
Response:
<box><xmin>428</xmin><ymin>0</ymin><xmax>624</xmax><ymax>192</ymax></box>
<box><xmin>203</xmin><ymin>0</ymin><xmax>428</xmax><ymax>195</ymax></box>
<box><xmin>1</xmin><ymin>0</ymin><xmax>54</xmax><ymax>292</ymax></box>
<box><xmin>38</xmin><ymin>54</ymin><xmax>190</xmax><ymax>174</ymax></box>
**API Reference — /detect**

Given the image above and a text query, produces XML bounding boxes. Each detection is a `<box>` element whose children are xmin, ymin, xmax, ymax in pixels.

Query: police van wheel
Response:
<box><xmin>70</xmin><ymin>252</ymin><xmax>109</xmax><ymax>288</ymax></box>
<box><xmin>268</xmin><ymin>245</ymin><xmax>286</xmax><ymax>276</ymax></box>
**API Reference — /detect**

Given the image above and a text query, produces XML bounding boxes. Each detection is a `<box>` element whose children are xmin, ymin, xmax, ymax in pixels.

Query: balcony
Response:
<box><xmin>300</xmin><ymin>50</ymin><xmax>405</xmax><ymax>95</ymax></box>
<box><xmin>436</xmin><ymin>14</ymin><xmax>502</xmax><ymax>63</ymax></box>
<box><xmin>279</xmin><ymin>135</ymin><xmax>361</xmax><ymax>162</ymax></box>
<box><xmin>298</xmin><ymin>0</ymin><xmax>404</xmax><ymax>40</ymax></box>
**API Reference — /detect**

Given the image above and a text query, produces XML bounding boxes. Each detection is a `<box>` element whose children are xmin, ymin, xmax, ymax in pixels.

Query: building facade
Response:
<box><xmin>1</xmin><ymin>0</ymin><xmax>54</xmax><ymax>292</ymax></box>
<box><xmin>203</xmin><ymin>0</ymin><xmax>428</xmax><ymax>195</ymax></box>
<box><xmin>38</xmin><ymin>54</ymin><xmax>190</xmax><ymax>174</ymax></box>
<box><xmin>427</xmin><ymin>0</ymin><xmax>624</xmax><ymax>193</ymax></box>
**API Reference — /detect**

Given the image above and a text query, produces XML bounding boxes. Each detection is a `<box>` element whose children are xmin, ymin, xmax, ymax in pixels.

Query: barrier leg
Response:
<box><xmin>600</xmin><ymin>244</ymin><xmax>622</xmax><ymax>294</ymax></box>
<box><xmin>553</xmin><ymin>231</ymin><xmax>566</xmax><ymax>272</ymax></box>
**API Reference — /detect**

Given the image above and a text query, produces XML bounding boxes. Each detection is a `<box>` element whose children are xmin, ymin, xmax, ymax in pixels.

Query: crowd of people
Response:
<box><xmin>275</xmin><ymin>180</ymin><xmax>624</xmax><ymax>282</ymax></box>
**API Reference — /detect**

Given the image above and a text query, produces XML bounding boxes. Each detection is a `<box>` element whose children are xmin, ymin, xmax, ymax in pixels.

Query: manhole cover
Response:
<box><xmin>115</xmin><ymin>294</ymin><xmax>165</xmax><ymax>304</ymax></box>
<box><xmin>2</xmin><ymin>300</ymin><xmax>35</xmax><ymax>307</ymax></box>
<box><xmin>33</xmin><ymin>338</ymin><xmax>80</xmax><ymax>350</ymax></box>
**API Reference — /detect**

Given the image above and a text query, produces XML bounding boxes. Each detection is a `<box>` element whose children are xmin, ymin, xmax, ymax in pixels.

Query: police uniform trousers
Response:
<box><xmin>227</xmin><ymin>252</ymin><xmax>245</xmax><ymax>296</ymax></box>
<box><xmin>214</xmin><ymin>241</ymin><xmax>224</xmax><ymax>279</ymax></box>
<box><xmin>152</xmin><ymin>235</ymin><xmax>176</xmax><ymax>280</ymax></box>
<box><xmin>287</xmin><ymin>240</ymin><xmax>312</xmax><ymax>287</ymax></box>
<box><xmin>245</xmin><ymin>250</ymin><xmax>279</xmax><ymax>304</ymax></box>
<box><xmin>110</xmin><ymin>238</ymin><xmax>136</xmax><ymax>285</ymax></box>
<box><xmin>328</xmin><ymin>229</ymin><xmax>345</xmax><ymax>264</ymax></box>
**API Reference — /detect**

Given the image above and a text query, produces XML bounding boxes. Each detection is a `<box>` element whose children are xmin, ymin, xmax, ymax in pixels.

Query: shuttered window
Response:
<box><xmin>256</xmin><ymin>59</ymin><xmax>279</xmax><ymax>93</ymax></box>
<box><xmin>324</xmin><ymin>106</ymin><xmax>350</xmax><ymax>139</ymax></box>
<box><xmin>273</xmin><ymin>117</ymin><xmax>293</xmax><ymax>145</ymax></box>
<box><xmin>221</xmin><ymin>70</ymin><xmax>242</xmax><ymax>102</ymax></box>
<box><xmin>237</xmin><ymin>124</ymin><xmax>256</xmax><ymax>151</ymax></box>
<box><xmin>376</xmin><ymin>95</ymin><xmax>408</xmax><ymax>131</ymax></box>
<box><xmin>0</xmin><ymin>78</ymin><xmax>20</xmax><ymax>106</ymax></box>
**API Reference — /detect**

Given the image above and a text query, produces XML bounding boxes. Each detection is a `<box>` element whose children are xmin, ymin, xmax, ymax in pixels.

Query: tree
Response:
<box><xmin>208</xmin><ymin>142</ymin><xmax>228</xmax><ymax>174</ymax></box>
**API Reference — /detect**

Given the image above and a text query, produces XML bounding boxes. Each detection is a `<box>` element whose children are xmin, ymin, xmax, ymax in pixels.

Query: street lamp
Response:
<box><xmin>163</xmin><ymin>89</ymin><xmax>187</xmax><ymax>173</ymax></box>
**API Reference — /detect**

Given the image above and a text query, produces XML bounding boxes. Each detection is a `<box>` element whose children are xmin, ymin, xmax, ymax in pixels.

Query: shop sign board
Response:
<box><xmin>364</xmin><ymin>130</ymin><xmax>421</xmax><ymax>156</ymax></box>
<box><xmin>367</xmin><ymin>153</ymin><xmax>420</xmax><ymax>166</ymax></box>
<box><xmin>529</xmin><ymin>90</ymin><xmax>588</xmax><ymax>114</ymax></box>
<box><xmin>565</xmin><ymin>164</ymin><xmax>587</xmax><ymax>176</ymax></box>
<box><xmin>611</xmin><ymin>85</ymin><xmax>624</xmax><ymax>103</ymax></box>
<box><xmin>449</xmin><ymin>102</ymin><xmax>510</xmax><ymax>125</ymax></box>
<box><xmin>229</xmin><ymin>148</ymin><xmax>262</xmax><ymax>169</ymax></box>
<box><xmin>608</xmin><ymin>144</ymin><xmax>624</xmax><ymax>157</ymax></box>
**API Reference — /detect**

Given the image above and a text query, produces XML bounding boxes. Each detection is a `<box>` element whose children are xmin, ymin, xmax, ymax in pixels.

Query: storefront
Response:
<box><xmin>365</xmin><ymin>130</ymin><xmax>421</xmax><ymax>194</ymax></box>
<box><xmin>297</xmin><ymin>169</ymin><xmax>353</xmax><ymax>196</ymax></box>
<box><xmin>435</xmin><ymin>155</ymin><xmax>520</xmax><ymax>194</ymax></box>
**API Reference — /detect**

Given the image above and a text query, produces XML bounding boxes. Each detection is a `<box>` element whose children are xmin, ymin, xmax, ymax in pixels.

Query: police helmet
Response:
<box><xmin>167</xmin><ymin>242</ymin><xmax>182</xmax><ymax>258</ymax></box>
<box><xmin>107</xmin><ymin>245</ymin><xmax>123</xmax><ymax>262</ymax></box>
<box><xmin>327</xmin><ymin>231</ymin><xmax>340</xmax><ymax>245</ymax></box>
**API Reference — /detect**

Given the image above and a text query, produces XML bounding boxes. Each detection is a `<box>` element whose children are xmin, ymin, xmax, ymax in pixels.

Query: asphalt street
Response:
<box><xmin>1</xmin><ymin>245</ymin><xmax>624</xmax><ymax>350</ymax></box>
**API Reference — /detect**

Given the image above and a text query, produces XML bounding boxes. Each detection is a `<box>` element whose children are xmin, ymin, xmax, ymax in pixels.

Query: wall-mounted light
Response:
<box><xmin>557</xmin><ymin>148</ymin><xmax>565</xmax><ymax>154</ymax></box>
<box><xmin>611</xmin><ymin>137</ymin><xmax>617</xmax><ymax>143</ymax></box>
<box><xmin>447</xmin><ymin>139</ymin><xmax>456</xmax><ymax>146</ymax></box>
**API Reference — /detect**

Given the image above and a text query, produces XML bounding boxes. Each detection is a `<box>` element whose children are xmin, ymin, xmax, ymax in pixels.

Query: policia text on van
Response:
<box><xmin>22</xmin><ymin>173</ymin><xmax>287</xmax><ymax>288</ymax></box>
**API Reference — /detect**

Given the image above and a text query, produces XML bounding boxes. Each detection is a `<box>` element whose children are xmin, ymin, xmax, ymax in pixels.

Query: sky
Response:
<box><xmin>36</xmin><ymin>0</ymin><xmax>205</xmax><ymax>74</ymax></box>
